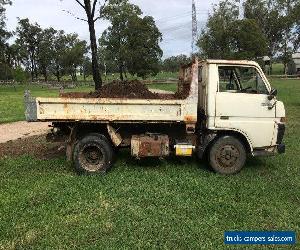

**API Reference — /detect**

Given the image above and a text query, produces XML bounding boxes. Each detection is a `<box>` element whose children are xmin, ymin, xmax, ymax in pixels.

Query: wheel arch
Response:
<box><xmin>213</xmin><ymin>129</ymin><xmax>253</xmax><ymax>154</ymax></box>
<box><xmin>198</xmin><ymin>129</ymin><xmax>253</xmax><ymax>159</ymax></box>
<box><xmin>64</xmin><ymin>122</ymin><xmax>114</xmax><ymax>161</ymax></box>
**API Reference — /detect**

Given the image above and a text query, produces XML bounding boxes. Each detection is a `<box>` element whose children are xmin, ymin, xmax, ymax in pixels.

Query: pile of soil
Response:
<box><xmin>0</xmin><ymin>135</ymin><xmax>65</xmax><ymax>160</ymax></box>
<box><xmin>174</xmin><ymin>81</ymin><xmax>191</xmax><ymax>99</ymax></box>
<box><xmin>61</xmin><ymin>80</ymin><xmax>159</xmax><ymax>99</ymax></box>
<box><xmin>60</xmin><ymin>80</ymin><xmax>191</xmax><ymax>100</ymax></box>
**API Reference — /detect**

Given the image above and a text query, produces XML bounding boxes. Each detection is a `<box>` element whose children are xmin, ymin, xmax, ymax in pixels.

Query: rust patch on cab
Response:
<box><xmin>184</xmin><ymin>115</ymin><xmax>197</xmax><ymax>123</ymax></box>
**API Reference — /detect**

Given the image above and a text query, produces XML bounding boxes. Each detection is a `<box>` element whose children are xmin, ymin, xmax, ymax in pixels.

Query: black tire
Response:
<box><xmin>209</xmin><ymin>136</ymin><xmax>246</xmax><ymax>175</ymax></box>
<box><xmin>73</xmin><ymin>133</ymin><xmax>114</xmax><ymax>175</ymax></box>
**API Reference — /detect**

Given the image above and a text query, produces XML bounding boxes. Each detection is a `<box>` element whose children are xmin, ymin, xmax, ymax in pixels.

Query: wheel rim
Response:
<box><xmin>79</xmin><ymin>144</ymin><xmax>105</xmax><ymax>172</ymax></box>
<box><xmin>216</xmin><ymin>144</ymin><xmax>240</xmax><ymax>168</ymax></box>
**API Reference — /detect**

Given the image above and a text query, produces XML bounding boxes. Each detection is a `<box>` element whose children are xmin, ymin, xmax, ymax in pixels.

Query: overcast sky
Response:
<box><xmin>5</xmin><ymin>0</ymin><xmax>219</xmax><ymax>58</ymax></box>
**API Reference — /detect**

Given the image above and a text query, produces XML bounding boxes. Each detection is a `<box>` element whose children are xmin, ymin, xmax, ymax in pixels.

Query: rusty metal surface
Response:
<box><xmin>131</xmin><ymin>134</ymin><xmax>169</xmax><ymax>158</ymax></box>
<box><xmin>31</xmin><ymin>60</ymin><xmax>199</xmax><ymax>125</ymax></box>
<box><xmin>24</xmin><ymin>90</ymin><xmax>38</xmax><ymax>122</ymax></box>
<box><xmin>107</xmin><ymin>125</ymin><xmax>122</xmax><ymax>146</ymax></box>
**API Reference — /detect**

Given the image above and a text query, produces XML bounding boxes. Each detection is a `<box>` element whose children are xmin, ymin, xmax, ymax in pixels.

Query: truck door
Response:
<box><xmin>215</xmin><ymin>65</ymin><xmax>276</xmax><ymax>148</ymax></box>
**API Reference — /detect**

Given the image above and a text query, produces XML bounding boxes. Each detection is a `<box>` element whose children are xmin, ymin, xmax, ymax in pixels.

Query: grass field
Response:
<box><xmin>271</xmin><ymin>64</ymin><xmax>284</xmax><ymax>75</ymax></box>
<box><xmin>0</xmin><ymin>78</ymin><xmax>299</xmax><ymax>249</ymax></box>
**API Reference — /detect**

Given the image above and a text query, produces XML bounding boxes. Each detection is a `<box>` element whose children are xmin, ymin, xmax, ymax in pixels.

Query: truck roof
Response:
<box><xmin>203</xmin><ymin>59</ymin><xmax>260</xmax><ymax>67</ymax></box>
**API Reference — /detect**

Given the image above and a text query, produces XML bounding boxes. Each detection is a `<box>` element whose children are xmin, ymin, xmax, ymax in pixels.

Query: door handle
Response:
<box><xmin>220</xmin><ymin>116</ymin><xmax>229</xmax><ymax>120</ymax></box>
<box><xmin>261</xmin><ymin>101</ymin><xmax>277</xmax><ymax>110</ymax></box>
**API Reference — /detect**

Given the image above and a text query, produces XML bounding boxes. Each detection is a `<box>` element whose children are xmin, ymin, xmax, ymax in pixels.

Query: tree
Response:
<box><xmin>276</xmin><ymin>0</ymin><xmax>299</xmax><ymax>73</ymax></box>
<box><xmin>63</xmin><ymin>34</ymin><xmax>88</xmax><ymax>81</ymax></box>
<box><xmin>198</xmin><ymin>0</ymin><xmax>271</xmax><ymax>61</ymax></box>
<box><xmin>63</xmin><ymin>0</ymin><xmax>107</xmax><ymax>90</ymax></box>
<box><xmin>15</xmin><ymin>18</ymin><xmax>42</xmax><ymax>81</ymax></box>
<box><xmin>125</xmin><ymin>15</ymin><xmax>163</xmax><ymax>78</ymax></box>
<box><xmin>292</xmin><ymin>3</ymin><xmax>300</xmax><ymax>51</ymax></box>
<box><xmin>98</xmin><ymin>44</ymin><xmax>118</xmax><ymax>74</ymax></box>
<box><xmin>51</xmin><ymin>30</ymin><xmax>68</xmax><ymax>82</ymax></box>
<box><xmin>0</xmin><ymin>0</ymin><xmax>12</xmax><ymax>52</ymax></box>
<box><xmin>243</xmin><ymin>0</ymin><xmax>298</xmax><ymax>73</ymax></box>
<box><xmin>0</xmin><ymin>0</ymin><xmax>12</xmax><ymax>70</ymax></box>
<box><xmin>50</xmin><ymin>31</ymin><xmax>87</xmax><ymax>82</ymax></box>
<box><xmin>81</xmin><ymin>56</ymin><xmax>93</xmax><ymax>80</ymax></box>
<box><xmin>37</xmin><ymin>28</ymin><xmax>57</xmax><ymax>81</ymax></box>
<box><xmin>230</xmin><ymin>19</ymin><xmax>267</xmax><ymax>59</ymax></box>
<box><xmin>101</xmin><ymin>0</ymin><xmax>142</xmax><ymax>80</ymax></box>
<box><xmin>162</xmin><ymin>55</ymin><xmax>190</xmax><ymax>72</ymax></box>
<box><xmin>198</xmin><ymin>0</ymin><xmax>240</xmax><ymax>59</ymax></box>
<box><xmin>101</xmin><ymin>0</ymin><xmax>162</xmax><ymax>79</ymax></box>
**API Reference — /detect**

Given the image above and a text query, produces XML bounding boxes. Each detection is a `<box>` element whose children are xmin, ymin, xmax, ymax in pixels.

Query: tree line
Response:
<box><xmin>198</xmin><ymin>0</ymin><xmax>300</xmax><ymax>74</ymax></box>
<box><xmin>1</xmin><ymin>0</ymin><xmax>299</xmax><ymax>84</ymax></box>
<box><xmin>0</xmin><ymin>0</ymin><xmax>163</xmax><ymax>86</ymax></box>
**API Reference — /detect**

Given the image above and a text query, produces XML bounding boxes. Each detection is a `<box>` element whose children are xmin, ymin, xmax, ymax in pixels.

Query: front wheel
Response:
<box><xmin>73</xmin><ymin>133</ymin><xmax>114</xmax><ymax>175</ymax></box>
<box><xmin>209</xmin><ymin>136</ymin><xmax>246</xmax><ymax>175</ymax></box>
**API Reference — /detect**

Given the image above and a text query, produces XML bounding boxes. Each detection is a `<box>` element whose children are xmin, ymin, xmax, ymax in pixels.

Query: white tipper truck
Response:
<box><xmin>24</xmin><ymin>59</ymin><xmax>286</xmax><ymax>175</ymax></box>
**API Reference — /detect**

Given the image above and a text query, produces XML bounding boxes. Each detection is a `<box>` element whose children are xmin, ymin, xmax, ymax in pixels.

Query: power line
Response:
<box><xmin>156</xmin><ymin>10</ymin><xmax>208</xmax><ymax>23</ymax></box>
<box><xmin>160</xmin><ymin>32</ymin><xmax>193</xmax><ymax>44</ymax></box>
<box><xmin>160</xmin><ymin>22</ymin><xmax>192</xmax><ymax>32</ymax></box>
<box><xmin>161</xmin><ymin>21</ymin><xmax>206</xmax><ymax>44</ymax></box>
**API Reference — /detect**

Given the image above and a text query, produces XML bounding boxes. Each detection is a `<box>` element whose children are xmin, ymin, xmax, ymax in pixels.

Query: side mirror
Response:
<box><xmin>268</xmin><ymin>89</ymin><xmax>277</xmax><ymax>100</ymax></box>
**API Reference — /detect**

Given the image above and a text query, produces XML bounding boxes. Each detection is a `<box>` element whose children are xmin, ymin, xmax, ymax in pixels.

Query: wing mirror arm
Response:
<box><xmin>268</xmin><ymin>88</ymin><xmax>278</xmax><ymax>101</ymax></box>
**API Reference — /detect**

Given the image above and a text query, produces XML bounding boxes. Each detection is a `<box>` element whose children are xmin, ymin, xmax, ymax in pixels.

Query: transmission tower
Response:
<box><xmin>192</xmin><ymin>0</ymin><xmax>198</xmax><ymax>56</ymax></box>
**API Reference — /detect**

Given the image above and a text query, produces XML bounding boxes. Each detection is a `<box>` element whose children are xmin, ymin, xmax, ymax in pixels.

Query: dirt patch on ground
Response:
<box><xmin>0</xmin><ymin>121</ymin><xmax>51</xmax><ymax>144</ymax></box>
<box><xmin>0</xmin><ymin>135</ymin><xmax>65</xmax><ymax>160</ymax></box>
<box><xmin>60</xmin><ymin>80</ymin><xmax>190</xmax><ymax>100</ymax></box>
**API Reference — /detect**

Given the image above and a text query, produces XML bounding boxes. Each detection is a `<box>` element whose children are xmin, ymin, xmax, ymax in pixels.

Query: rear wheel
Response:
<box><xmin>209</xmin><ymin>136</ymin><xmax>246</xmax><ymax>174</ymax></box>
<box><xmin>73</xmin><ymin>133</ymin><xmax>114</xmax><ymax>175</ymax></box>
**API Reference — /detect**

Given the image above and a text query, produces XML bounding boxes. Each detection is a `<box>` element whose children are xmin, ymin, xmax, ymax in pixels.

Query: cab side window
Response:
<box><xmin>218</xmin><ymin>66</ymin><xmax>269</xmax><ymax>94</ymax></box>
<box><xmin>218</xmin><ymin>67</ymin><xmax>240</xmax><ymax>92</ymax></box>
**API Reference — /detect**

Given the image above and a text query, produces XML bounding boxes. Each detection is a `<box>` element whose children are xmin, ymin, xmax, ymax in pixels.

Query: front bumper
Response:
<box><xmin>252</xmin><ymin>123</ymin><xmax>286</xmax><ymax>157</ymax></box>
<box><xmin>252</xmin><ymin>144</ymin><xmax>285</xmax><ymax>157</ymax></box>
<box><xmin>277</xmin><ymin>123</ymin><xmax>285</xmax><ymax>145</ymax></box>
<box><xmin>277</xmin><ymin>143</ymin><xmax>285</xmax><ymax>154</ymax></box>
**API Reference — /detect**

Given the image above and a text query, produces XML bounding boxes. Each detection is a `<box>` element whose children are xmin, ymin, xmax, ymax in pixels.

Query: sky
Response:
<box><xmin>5</xmin><ymin>0</ymin><xmax>220</xmax><ymax>58</ymax></box>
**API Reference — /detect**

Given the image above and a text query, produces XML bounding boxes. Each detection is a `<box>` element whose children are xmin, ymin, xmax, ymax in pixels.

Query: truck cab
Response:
<box><xmin>196</xmin><ymin>60</ymin><xmax>285</xmax><ymax>173</ymax></box>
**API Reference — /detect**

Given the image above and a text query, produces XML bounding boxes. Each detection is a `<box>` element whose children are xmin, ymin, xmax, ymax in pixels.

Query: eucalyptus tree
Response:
<box><xmin>15</xmin><ymin>18</ymin><xmax>42</xmax><ymax>81</ymax></box>
<box><xmin>101</xmin><ymin>0</ymin><xmax>162</xmax><ymax>80</ymax></box>
<box><xmin>62</xmin><ymin>0</ymin><xmax>107</xmax><ymax>89</ymax></box>
<box><xmin>37</xmin><ymin>28</ymin><xmax>57</xmax><ymax>81</ymax></box>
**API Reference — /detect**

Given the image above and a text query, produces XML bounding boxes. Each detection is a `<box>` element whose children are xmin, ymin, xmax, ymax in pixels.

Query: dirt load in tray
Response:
<box><xmin>60</xmin><ymin>80</ymin><xmax>190</xmax><ymax>100</ymax></box>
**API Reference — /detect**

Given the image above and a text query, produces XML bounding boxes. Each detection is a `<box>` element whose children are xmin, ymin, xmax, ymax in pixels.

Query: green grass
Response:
<box><xmin>148</xmin><ymin>83</ymin><xmax>178</xmax><ymax>92</ymax></box>
<box><xmin>272</xmin><ymin>63</ymin><xmax>284</xmax><ymax>75</ymax></box>
<box><xmin>0</xmin><ymin>85</ymin><xmax>93</xmax><ymax>124</ymax></box>
<box><xmin>0</xmin><ymin>78</ymin><xmax>299</xmax><ymax>249</ymax></box>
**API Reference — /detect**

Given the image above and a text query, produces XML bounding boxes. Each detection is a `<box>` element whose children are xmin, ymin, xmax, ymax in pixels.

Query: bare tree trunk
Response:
<box><xmin>119</xmin><ymin>64</ymin><xmax>124</xmax><ymax>81</ymax></box>
<box><xmin>43</xmin><ymin>67</ymin><xmax>48</xmax><ymax>82</ymax></box>
<box><xmin>30</xmin><ymin>60</ymin><xmax>35</xmax><ymax>81</ymax></box>
<box><xmin>56</xmin><ymin>67</ymin><xmax>60</xmax><ymax>82</ymax></box>
<box><xmin>83</xmin><ymin>0</ymin><xmax>102</xmax><ymax>90</ymax></box>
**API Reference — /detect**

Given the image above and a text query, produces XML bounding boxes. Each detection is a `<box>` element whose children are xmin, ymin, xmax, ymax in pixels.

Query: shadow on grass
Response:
<box><xmin>116</xmin><ymin>149</ymin><xmax>213</xmax><ymax>173</ymax></box>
